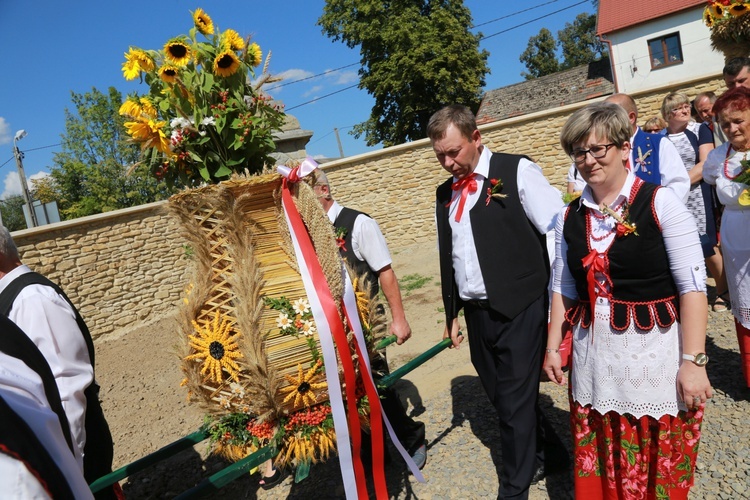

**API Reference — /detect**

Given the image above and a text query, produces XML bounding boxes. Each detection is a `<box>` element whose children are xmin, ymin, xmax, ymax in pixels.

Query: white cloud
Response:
<box><xmin>333</xmin><ymin>71</ymin><xmax>358</xmax><ymax>85</ymax></box>
<box><xmin>1</xmin><ymin>171</ymin><xmax>22</xmax><ymax>199</ymax></box>
<box><xmin>303</xmin><ymin>85</ymin><xmax>324</xmax><ymax>98</ymax></box>
<box><xmin>277</xmin><ymin>68</ymin><xmax>315</xmax><ymax>82</ymax></box>
<box><xmin>0</xmin><ymin>170</ymin><xmax>40</xmax><ymax>200</ymax></box>
<box><xmin>0</xmin><ymin>117</ymin><xmax>10</xmax><ymax>145</ymax></box>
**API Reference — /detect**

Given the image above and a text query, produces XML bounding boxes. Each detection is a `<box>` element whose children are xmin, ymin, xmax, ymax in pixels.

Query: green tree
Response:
<box><xmin>51</xmin><ymin>87</ymin><xmax>176</xmax><ymax>220</ymax></box>
<box><xmin>519</xmin><ymin>28</ymin><xmax>559</xmax><ymax>80</ymax></box>
<box><xmin>558</xmin><ymin>13</ymin><xmax>606</xmax><ymax>70</ymax></box>
<box><xmin>318</xmin><ymin>0</ymin><xmax>489</xmax><ymax>147</ymax></box>
<box><xmin>0</xmin><ymin>195</ymin><xmax>27</xmax><ymax>232</ymax></box>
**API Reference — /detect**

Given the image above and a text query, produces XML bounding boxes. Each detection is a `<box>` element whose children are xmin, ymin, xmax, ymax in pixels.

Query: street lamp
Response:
<box><xmin>12</xmin><ymin>129</ymin><xmax>38</xmax><ymax>228</ymax></box>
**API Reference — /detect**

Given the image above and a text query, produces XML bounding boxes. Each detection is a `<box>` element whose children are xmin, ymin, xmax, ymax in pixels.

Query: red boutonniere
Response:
<box><xmin>334</xmin><ymin>227</ymin><xmax>347</xmax><ymax>251</ymax></box>
<box><xmin>600</xmin><ymin>202</ymin><xmax>638</xmax><ymax>238</ymax></box>
<box><xmin>485</xmin><ymin>178</ymin><xmax>507</xmax><ymax>206</ymax></box>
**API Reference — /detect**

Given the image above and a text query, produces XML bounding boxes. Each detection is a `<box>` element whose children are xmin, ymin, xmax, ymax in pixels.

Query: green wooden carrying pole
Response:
<box><xmin>174</xmin><ymin>446</ymin><xmax>277</xmax><ymax>499</ymax></box>
<box><xmin>89</xmin><ymin>430</ymin><xmax>209</xmax><ymax>493</ymax></box>
<box><xmin>377</xmin><ymin>338</ymin><xmax>453</xmax><ymax>389</ymax></box>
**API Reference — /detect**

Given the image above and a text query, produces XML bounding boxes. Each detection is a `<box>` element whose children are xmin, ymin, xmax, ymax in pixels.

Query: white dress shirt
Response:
<box><xmin>630</xmin><ymin>127</ymin><xmax>690</xmax><ymax>203</ymax></box>
<box><xmin>0</xmin><ymin>352</ymin><xmax>93</xmax><ymax>499</ymax></box>
<box><xmin>326</xmin><ymin>201</ymin><xmax>392</xmax><ymax>273</ymax></box>
<box><xmin>0</xmin><ymin>265</ymin><xmax>92</xmax><ymax>468</ymax></box>
<box><xmin>448</xmin><ymin>147</ymin><xmax>563</xmax><ymax>301</ymax></box>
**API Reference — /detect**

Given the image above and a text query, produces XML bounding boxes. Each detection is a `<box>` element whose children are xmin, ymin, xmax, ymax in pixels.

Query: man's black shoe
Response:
<box><xmin>531</xmin><ymin>464</ymin><xmax>546</xmax><ymax>484</ymax></box>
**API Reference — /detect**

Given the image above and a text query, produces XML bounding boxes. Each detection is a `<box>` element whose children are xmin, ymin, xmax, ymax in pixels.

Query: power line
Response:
<box><xmin>286</xmin><ymin>84</ymin><xmax>359</xmax><ymax>111</ymax></box>
<box><xmin>22</xmin><ymin>143</ymin><xmax>61</xmax><ymax>153</ymax></box>
<box><xmin>480</xmin><ymin>0</ymin><xmax>589</xmax><ymax>40</ymax></box>
<box><xmin>265</xmin><ymin>62</ymin><xmax>360</xmax><ymax>91</ymax></box>
<box><xmin>472</xmin><ymin>0</ymin><xmax>562</xmax><ymax>28</ymax></box>
<box><xmin>0</xmin><ymin>157</ymin><xmax>13</xmax><ymax>169</ymax></box>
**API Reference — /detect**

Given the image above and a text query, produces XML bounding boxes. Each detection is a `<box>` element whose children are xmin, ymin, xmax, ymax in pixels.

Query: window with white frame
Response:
<box><xmin>648</xmin><ymin>33</ymin><xmax>683</xmax><ymax>69</ymax></box>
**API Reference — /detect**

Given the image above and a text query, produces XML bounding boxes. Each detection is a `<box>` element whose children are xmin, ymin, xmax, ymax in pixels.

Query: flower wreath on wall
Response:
<box><xmin>119</xmin><ymin>8</ymin><xmax>285</xmax><ymax>187</ymax></box>
<box><xmin>703</xmin><ymin>1</ymin><xmax>750</xmax><ymax>60</ymax></box>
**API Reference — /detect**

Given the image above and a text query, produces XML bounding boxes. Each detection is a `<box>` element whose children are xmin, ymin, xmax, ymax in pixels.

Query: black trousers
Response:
<box><xmin>464</xmin><ymin>293</ymin><xmax>546</xmax><ymax>500</ymax></box>
<box><xmin>363</xmin><ymin>353</ymin><xmax>426</xmax><ymax>461</ymax></box>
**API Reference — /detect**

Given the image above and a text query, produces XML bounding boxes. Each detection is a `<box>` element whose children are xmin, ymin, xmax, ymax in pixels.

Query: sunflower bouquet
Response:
<box><xmin>703</xmin><ymin>1</ymin><xmax>750</xmax><ymax>60</ymax></box>
<box><xmin>119</xmin><ymin>8</ymin><xmax>285</xmax><ymax>187</ymax></box>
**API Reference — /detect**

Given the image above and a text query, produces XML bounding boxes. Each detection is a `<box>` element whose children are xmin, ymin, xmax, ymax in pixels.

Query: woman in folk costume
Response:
<box><xmin>703</xmin><ymin>86</ymin><xmax>750</xmax><ymax>388</ymax></box>
<box><xmin>543</xmin><ymin>102</ymin><xmax>712</xmax><ymax>499</ymax></box>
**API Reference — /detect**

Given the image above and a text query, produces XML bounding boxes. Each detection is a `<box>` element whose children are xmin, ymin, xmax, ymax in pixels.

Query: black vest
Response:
<box><xmin>436</xmin><ymin>153</ymin><xmax>549</xmax><ymax>321</ymax></box>
<box><xmin>334</xmin><ymin>207</ymin><xmax>380</xmax><ymax>298</ymax></box>
<box><xmin>563</xmin><ymin>181</ymin><xmax>680</xmax><ymax>331</ymax></box>
<box><xmin>0</xmin><ymin>272</ymin><xmax>115</xmax><ymax>490</ymax></box>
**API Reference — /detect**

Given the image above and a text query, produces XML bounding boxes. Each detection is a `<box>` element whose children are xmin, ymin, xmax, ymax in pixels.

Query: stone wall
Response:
<box><xmin>12</xmin><ymin>74</ymin><xmax>725</xmax><ymax>339</ymax></box>
<box><xmin>12</xmin><ymin>202</ymin><xmax>189</xmax><ymax>340</ymax></box>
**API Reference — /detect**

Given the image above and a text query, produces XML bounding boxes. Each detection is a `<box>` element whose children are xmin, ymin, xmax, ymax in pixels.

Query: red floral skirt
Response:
<box><xmin>570</xmin><ymin>400</ymin><xmax>704</xmax><ymax>500</ymax></box>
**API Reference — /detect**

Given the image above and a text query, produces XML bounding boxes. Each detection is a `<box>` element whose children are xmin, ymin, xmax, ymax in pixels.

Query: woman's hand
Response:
<box><xmin>543</xmin><ymin>350</ymin><xmax>566</xmax><ymax>386</ymax></box>
<box><xmin>677</xmin><ymin>362</ymin><xmax>713</xmax><ymax>410</ymax></box>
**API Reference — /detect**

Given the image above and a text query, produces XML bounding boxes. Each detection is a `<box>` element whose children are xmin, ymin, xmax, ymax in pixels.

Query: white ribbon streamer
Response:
<box><xmin>281</xmin><ymin>203</ymin><xmax>359</xmax><ymax>499</ymax></box>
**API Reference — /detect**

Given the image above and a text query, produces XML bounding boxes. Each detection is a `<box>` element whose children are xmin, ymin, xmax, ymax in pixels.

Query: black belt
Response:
<box><xmin>464</xmin><ymin>299</ymin><xmax>490</xmax><ymax>309</ymax></box>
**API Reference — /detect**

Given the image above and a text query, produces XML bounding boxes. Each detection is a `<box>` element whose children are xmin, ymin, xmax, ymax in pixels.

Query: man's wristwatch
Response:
<box><xmin>682</xmin><ymin>352</ymin><xmax>709</xmax><ymax>367</ymax></box>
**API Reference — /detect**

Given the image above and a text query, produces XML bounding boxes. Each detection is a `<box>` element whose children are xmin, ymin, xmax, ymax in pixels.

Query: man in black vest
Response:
<box><xmin>0</xmin><ymin>314</ymin><xmax>94</xmax><ymax>498</ymax></box>
<box><xmin>311</xmin><ymin>169</ymin><xmax>428</xmax><ymax>470</ymax></box>
<box><xmin>0</xmin><ymin>226</ymin><xmax>118</xmax><ymax>498</ymax></box>
<box><xmin>428</xmin><ymin>105</ymin><xmax>563</xmax><ymax>499</ymax></box>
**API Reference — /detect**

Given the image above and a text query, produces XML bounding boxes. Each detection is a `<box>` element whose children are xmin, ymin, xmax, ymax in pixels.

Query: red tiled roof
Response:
<box><xmin>597</xmin><ymin>0</ymin><xmax>706</xmax><ymax>35</ymax></box>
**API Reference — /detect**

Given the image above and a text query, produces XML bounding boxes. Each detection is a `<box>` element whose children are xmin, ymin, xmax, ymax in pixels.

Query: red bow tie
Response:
<box><xmin>448</xmin><ymin>173</ymin><xmax>478</xmax><ymax>222</ymax></box>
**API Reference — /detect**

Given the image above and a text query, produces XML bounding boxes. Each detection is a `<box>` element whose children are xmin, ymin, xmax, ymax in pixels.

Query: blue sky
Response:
<box><xmin>0</xmin><ymin>0</ymin><xmax>593</xmax><ymax>199</ymax></box>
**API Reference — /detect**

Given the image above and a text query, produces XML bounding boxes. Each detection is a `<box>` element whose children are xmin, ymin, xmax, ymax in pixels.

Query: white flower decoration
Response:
<box><xmin>301</xmin><ymin>319</ymin><xmax>316</xmax><ymax>337</ymax></box>
<box><xmin>200</xmin><ymin>116</ymin><xmax>216</xmax><ymax>127</ymax></box>
<box><xmin>229</xmin><ymin>382</ymin><xmax>245</xmax><ymax>398</ymax></box>
<box><xmin>292</xmin><ymin>298</ymin><xmax>310</xmax><ymax>315</ymax></box>
<box><xmin>218</xmin><ymin>395</ymin><xmax>231</xmax><ymax>409</ymax></box>
<box><xmin>277</xmin><ymin>313</ymin><xmax>292</xmax><ymax>329</ymax></box>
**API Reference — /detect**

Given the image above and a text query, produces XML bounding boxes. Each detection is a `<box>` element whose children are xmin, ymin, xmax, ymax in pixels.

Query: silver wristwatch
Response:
<box><xmin>682</xmin><ymin>352</ymin><xmax>709</xmax><ymax>367</ymax></box>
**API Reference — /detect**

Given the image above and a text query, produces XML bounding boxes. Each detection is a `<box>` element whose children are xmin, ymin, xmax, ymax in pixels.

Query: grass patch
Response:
<box><xmin>400</xmin><ymin>273</ymin><xmax>433</xmax><ymax>295</ymax></box>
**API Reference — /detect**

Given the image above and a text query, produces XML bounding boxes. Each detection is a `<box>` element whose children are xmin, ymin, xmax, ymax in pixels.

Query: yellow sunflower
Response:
<box><xmin>710</xmin><ymin>2</ymin><xmax>725</xmax><ymax>18</ymax></box>
<box><xmin>185</xmin><ymin>311</ymin><xmax>243</xmax><ymax>383</ymax></box>
<box><xmin>246</xmin><ymin>42</ymin><xmax>262</xmax><ymax>67</ymax></box>
<box><xmin>139</xmin><ymin>97</ymin><xmax>157</xmax><ymax>119</ymax></box>
<box><xmin>213</xmin><ymin>50</ymin><xmax>241</xmax><ymax>77</ymax></box>
<box><xmin>279</xmin><ymin>360</ymin><xmax>327</xmax><ymax>408</ymax></box>
<box><xmin>118</xmin><ymin>97</ymin><xmax>142</xmax><ymax>119</ymax></box>
<box><xmin>159</xmin><ymin>65</ymin><xmax>180</xmax><ymax>84</ymax></box>
<box><xmin>122</xmin><ymin>47</ymin><xmax>154</xmax><ymax>80</ymax></box>
<box><xmin>192</xmin><ymin>8</ymin><xmax>214</xmax><ymax>35</ymax></box>
<box><xmin>124</xmin><ymin>118</ymin><xmax>171</xmax><ymax>154</ymax></box>
<box><xmin>703</xmin><ymin>8</ymin><xmax>715</xmax><ymax>27</ymax></box>
<box><xmin>222</xmin><ymin>29</ymin><xmax>245</xmax><ymax>51</ymax></box>
<box><xmin>164</xmin><ymin>38</ymin><xmax>192</xmax><ymax>67</ymax></box>
<box><xmin>729</xmin><ymin>3</ymin><xmax>750</xmax><ymax>16</ymax></box>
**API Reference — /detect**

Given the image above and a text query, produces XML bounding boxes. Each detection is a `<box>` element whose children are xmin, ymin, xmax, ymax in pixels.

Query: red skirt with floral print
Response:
<box><xmin>570</xmin><ymin>400</ymin><xmax>704</xmax><ymax>500</ymax></box>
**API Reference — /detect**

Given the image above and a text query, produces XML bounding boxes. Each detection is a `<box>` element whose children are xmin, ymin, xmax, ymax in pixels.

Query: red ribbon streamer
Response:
<box><xmin>581</xmin><ymin>249</ymin><xmax>610</xmax><ymax>342</ymax></box>
<box><xmin>448</xmin><ymin>173</ymin><xmax>477</xmax><ymax>222</ymax></box>
<box><xmin>280</xmin><ymin>177</ymin><xmax>382</xmax><ymax>499</ymax></box>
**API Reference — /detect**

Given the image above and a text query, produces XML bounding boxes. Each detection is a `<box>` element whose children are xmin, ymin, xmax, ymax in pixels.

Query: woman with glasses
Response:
<box><xmin>660</xmin><ymin>92</ymin><xmax>727</xmax><ymax>312</ymax></box>
<box><xmin>642</xmin><ymin>116</ymin><xmax>666</xmax><ymax>134</ymax></box>
<box><xmin>544</xmin><ymin>102</ymin><xmax>711</xmax><ymax>499</ymax></box>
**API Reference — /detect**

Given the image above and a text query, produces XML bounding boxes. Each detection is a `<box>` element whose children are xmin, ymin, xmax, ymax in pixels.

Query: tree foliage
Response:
<box><xmin>50</xmin><ymin>87</ymin><xmax>176</xmax><ymax>220</ymax></box>
<box><xmin>519</xmin><ymin>5</ymin><xmax>605</xmax><ymax>79</ymax></box>
<box><xmin>0</xmin><ymin>195</ymin><xmax>27</xmax><ymax>232</ymax></box>
<box><xmin>519</xmin><ymin>28</ymin><xmax>559</xmax><ymax>80</ymax></box>
<box><xmin>318</xmin><ymin>0</ymin><xmax>489</xmax><ymax>147</ymax></box>
<box><xmin>558</xmin><ymin>13</ymin><xmax>606</xmax><ymax>70</ymax></box>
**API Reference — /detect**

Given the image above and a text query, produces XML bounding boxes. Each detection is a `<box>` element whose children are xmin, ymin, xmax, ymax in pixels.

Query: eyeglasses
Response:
<box><xmin>569</xmin><ymin>143</ymin><xmax>617</xmax><ymax>164</ymax></box>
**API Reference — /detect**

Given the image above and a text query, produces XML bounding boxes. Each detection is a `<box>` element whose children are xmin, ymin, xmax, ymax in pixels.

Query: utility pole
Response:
<box><xmin>12</xmin><ymin>130</ymin><xmax>38</xmax><ymax>228</ymax></box>
<box><xmin>333</xmin><ymin>128</ymin><xmax>345</xmax><ymax>158</ymax></box>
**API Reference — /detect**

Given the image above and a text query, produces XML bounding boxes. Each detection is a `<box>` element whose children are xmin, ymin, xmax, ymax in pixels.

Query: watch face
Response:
<box><xmin>694</xmin><ymin>353</ymin><xmax>709</xmax><ymax>366</ymax></box>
